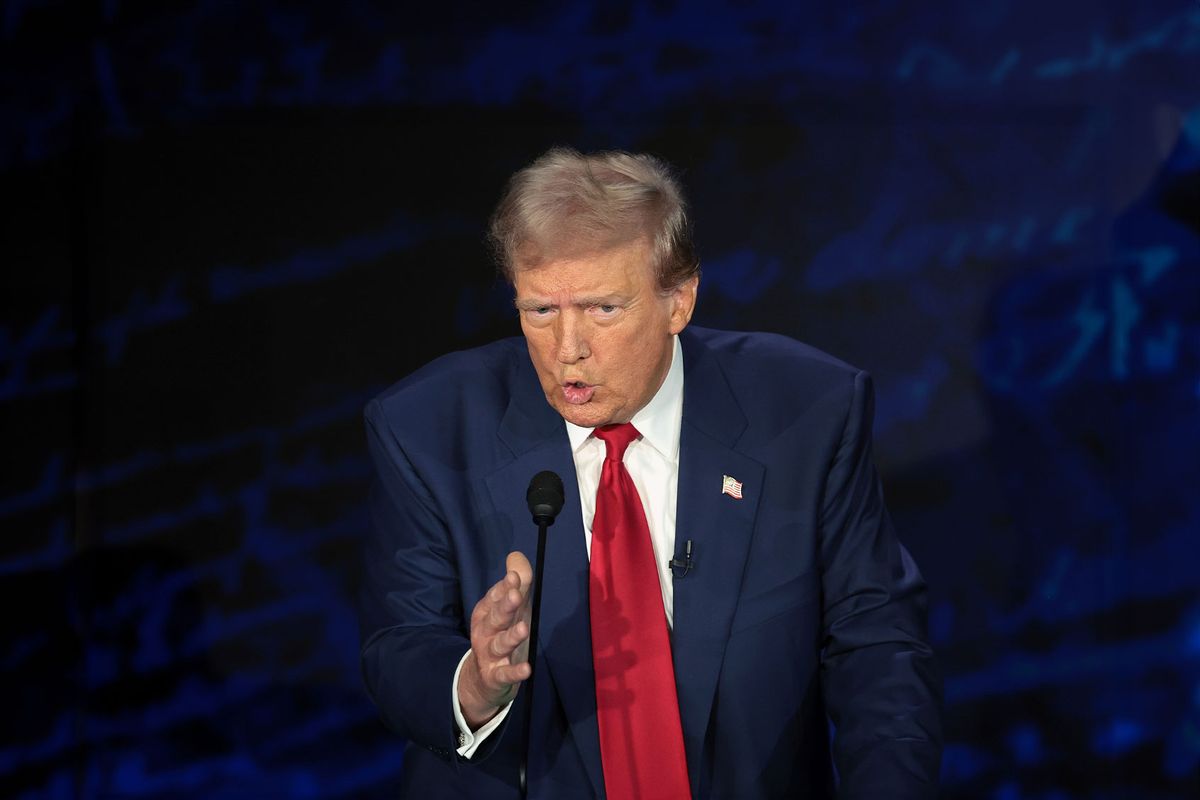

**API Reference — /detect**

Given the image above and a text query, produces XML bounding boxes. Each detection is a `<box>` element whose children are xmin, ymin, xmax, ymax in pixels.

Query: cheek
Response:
<box><xmin>603</xmin><ymin>333</ymin><xmax>651</xmax><ymax>381</ymax></box>
<box><xmin>523</xmin><ymin>330</ymin><xmax>556</xmax><ymax>372</ymax></box>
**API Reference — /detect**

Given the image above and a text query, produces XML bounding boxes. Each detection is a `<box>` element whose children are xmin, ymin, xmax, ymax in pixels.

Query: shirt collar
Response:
<box><xmin>565</xmin><ymin>335</ymin><xmax>684</xmax><ymax>462</ymax></box>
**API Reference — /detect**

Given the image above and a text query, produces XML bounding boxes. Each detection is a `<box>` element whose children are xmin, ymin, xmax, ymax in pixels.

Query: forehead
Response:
<box><xmin>513</xmin><ymin>238</ymin><xmax>655</xmax><ymax>297</ymax></box>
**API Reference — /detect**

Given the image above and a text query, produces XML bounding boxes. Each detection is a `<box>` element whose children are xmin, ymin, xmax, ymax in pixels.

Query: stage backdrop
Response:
<box><xmin>2</xmin><ymin>2</ymin><xmax>1198</xmax><ymax>798</ymax></box>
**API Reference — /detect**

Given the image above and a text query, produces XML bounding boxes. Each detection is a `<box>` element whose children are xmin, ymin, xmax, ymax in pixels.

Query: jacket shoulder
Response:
<box><xmin>685</xmin><ymin>327</ymin><xmax>862</xmax><ymax>390</ymax></box>
<box><xmin>682</xmin><ymin>326</ymin><xmax>867</xmax><ymax>444</ymax></box>
<box><xmin>365</xmin><ymin>337</ymin><xmax>527</xmax><ymax>446</ymax></box>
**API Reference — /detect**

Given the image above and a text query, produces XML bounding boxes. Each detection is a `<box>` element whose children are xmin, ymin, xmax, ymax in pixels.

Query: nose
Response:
<box><xmin>555</xmin><ymin>311</ymin><xmax>590</xmax><ymax>364</ymax></box>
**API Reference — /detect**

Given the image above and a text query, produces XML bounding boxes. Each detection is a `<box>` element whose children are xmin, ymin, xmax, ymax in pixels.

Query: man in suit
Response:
<box><xmin>359</xmin><ymin>148</ymin><xmax>942</xmax><ymax>798</ymax></box>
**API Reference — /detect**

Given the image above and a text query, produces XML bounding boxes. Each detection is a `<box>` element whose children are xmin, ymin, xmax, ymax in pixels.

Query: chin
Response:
<box><xmin>554</xmin><ymin>402</ymin><xmax>615</xmax><ymax>429</ymax></box>
<box><xmin>560</xmin><ymin>409</ymin><xmax>605</xmax><ymax>428</ymax></box>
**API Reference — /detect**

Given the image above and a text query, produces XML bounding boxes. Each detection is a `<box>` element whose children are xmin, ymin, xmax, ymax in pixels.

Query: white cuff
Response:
<box><xmin>452</xmin><ymin>649</ymin><xmax>514</xmax><ymax>758</ymax></box>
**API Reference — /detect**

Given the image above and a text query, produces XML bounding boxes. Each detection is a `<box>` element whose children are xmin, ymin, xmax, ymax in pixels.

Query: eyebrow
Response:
<box><xmin>573</xmin><ymin>295</ymin><xmax>625</xmax><ymax>307</ymax></box>
<box><xmin>513</xmin><ymin>294</ymin><xmax>627</xmax><ymax>311</ymax></box>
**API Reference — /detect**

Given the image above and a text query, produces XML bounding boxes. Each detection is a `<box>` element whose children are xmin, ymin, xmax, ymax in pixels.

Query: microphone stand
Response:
<box><xmin>520</xmin><ymin>514</ymin><xmax>550</xmax><ymax>797</ymax></box>
<box><xmin>520</xmin><ymin>470</ymin><xmax>561</xmax><ymax>797</ymax></box>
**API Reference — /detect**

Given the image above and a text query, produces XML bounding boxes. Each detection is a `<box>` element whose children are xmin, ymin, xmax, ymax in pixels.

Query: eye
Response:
<box><xmin>521</xmin><ymin>305</ymin><xmax>556</xmax><ymax>325</ymax></box>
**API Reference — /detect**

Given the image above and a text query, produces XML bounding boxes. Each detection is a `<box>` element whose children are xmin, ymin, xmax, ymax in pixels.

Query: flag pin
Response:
<box><xmin>721</xmin><ymin>474</ymin><xmax>744</xmax><ymax>500</ymax></box>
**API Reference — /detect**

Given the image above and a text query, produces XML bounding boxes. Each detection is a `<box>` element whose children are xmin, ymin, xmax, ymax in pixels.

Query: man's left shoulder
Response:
<box><xmin>682</xmin><ymin>326</ymin><xmax>863</xmax><ymax>390</ymax></box>
<box><xmin>680</xmin><ymin>326</ymin><xmax>870</xmax><ymax>441</ymax></box>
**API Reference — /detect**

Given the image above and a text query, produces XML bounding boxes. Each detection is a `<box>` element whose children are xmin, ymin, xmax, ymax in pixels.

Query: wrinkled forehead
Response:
<box><xmin>512</xmin><ymin>225</ymin><xmax>652</xmax><ymax>272</ymax></box>
<box><xmin>511</xmin><ymin>236</ymin><xmax>657</xmax><ymax>295</ymax></box>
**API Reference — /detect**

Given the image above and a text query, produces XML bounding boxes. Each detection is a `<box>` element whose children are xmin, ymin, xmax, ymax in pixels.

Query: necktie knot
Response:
<box><xmin>594</xmin><ymin>422</ymin><xmax>640</xmax><ymax>463</ymax></box>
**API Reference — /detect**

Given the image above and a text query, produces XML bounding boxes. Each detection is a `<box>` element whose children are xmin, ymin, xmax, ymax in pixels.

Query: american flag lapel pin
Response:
<box><xmin>721</xmin><ymin>474</ymin><xmax>744</xmax><ymax>500</ymax></box>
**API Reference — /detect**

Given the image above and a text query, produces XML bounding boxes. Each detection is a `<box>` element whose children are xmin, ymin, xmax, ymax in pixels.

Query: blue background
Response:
<box><xmin>2</xmin><ymin>1</ymin><xmax>1198</xmax><ymax>797</ymax></box>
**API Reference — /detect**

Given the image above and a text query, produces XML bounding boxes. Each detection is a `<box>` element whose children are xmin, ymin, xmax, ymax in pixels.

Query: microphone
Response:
<box><xmin>520</xmin><ymin>470</ymin><xmax>563</xmax><ymax>796</ymax></box>
<box><xmin>526</xmin><ymin>470</ymin><xmax>565</xmax><ymax>526</ymax></box>
<box><xmin>669</xmin><ymin>539</ymin><xmax>695</xmax><ymax>578</ymax></box>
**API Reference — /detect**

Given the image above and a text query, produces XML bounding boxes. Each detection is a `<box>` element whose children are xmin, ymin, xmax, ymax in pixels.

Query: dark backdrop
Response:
<box><xmin>2</xmin><ymin>2</ymin><xmax>1198</xmax><ymax>798</ymax></box>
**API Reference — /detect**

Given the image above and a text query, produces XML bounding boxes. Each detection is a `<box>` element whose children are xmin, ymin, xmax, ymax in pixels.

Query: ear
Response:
<box><xmin>667</xmin><ymin>274</ymin><xmax>699</xmax><ymax>335</ymax></box>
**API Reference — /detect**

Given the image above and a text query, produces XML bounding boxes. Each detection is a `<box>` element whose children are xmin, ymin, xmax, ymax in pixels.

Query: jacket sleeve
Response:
<box><xmin>357</xmin><ymin>398</ymin><xmax>510</xmax><ymax>766</ymax></box>
<box><xmin>818</xmin><ymin>370</ymin><xmax>943</xmax><ymax>797</ymax></box>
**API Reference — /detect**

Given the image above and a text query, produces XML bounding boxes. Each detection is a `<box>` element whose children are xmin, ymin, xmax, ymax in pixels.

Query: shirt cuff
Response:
<box><xmin>452</xmin><ymin>649</ymin><xmax>514</xmax><ymax>758</ymax></box>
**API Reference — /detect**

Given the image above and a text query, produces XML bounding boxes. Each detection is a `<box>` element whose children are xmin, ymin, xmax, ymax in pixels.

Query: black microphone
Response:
<box><xmin>669</xmin><ymin>539</ymin><xmax>695</xmax><ymax>578</ymax></box>
<box><xmin>526</xmin><ymin>470</ymin><xmax>565</xmax><ymax>526</ymax></box>
<box><xmin>520</xmin><ymin>470</ymin><xmax>563</xmax><ymax>796</ymax></box>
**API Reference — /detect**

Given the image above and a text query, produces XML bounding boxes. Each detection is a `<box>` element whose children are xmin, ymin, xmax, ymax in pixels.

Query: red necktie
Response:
<box><xmin>589</xmin><ymin>423</ymin><xmax>691</xmax><ymax>799</ymax></box>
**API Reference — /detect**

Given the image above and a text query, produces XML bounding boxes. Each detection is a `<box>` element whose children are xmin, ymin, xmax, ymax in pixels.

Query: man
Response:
<box><xmin>359</xmin><ymin>148</ymin><xmax>942</xmax><ymax>798</ymax></box>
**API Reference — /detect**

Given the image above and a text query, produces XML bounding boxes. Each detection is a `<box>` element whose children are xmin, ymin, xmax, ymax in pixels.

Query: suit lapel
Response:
<box><xmin>485</xmin><ymin>354</ymin><xmax>605</xmax><ymax>798</ymax></box>
<box><xmin>671</xmin><ymin>330</ymin><xmax>764</xmax><ymax>789</ymax></box>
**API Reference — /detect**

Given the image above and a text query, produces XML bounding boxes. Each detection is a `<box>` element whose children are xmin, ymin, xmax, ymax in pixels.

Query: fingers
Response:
<box><xmin>474</xmin><ymin>551</ymin><xmax>534</xmax><ymax>635</ymax></box>
<box><xmin>475</xmin><ymin>610</ymin><xmax>528</xmax><ymax>676</ymax></box>
<box><xmin>470</xmin><ymin>559</ymin><xmax>534</xmax><ymax>666</ymax></box>
<box><xmin>490</xmin><ymin>660</ymin><xmax>532</xmax><ymax>686</ymax></box>
<box><xmin>461</xmin><ymin>554</ymin><xmax>538</xmax><ymax>723</ymax></box>
<box><xmin>480</xmin><ymin>574</ymin><xmax>524</xmax><ymax>628</ymax></box>
<box><xmin>472</xmin><ymin>636</ymin><xmax>530</xmax><ymax>692</ymax></box>
<box><xmin>487</xmin><ymin>618</ymin><xmax>528</xmax><ymax>658</ymax></box>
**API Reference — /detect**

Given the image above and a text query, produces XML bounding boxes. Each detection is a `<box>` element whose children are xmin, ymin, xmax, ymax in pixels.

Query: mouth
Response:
<box><xmin>561</xmin><ymin>380</ymin><xmax>596</xmax><ymax>405</ymax></box>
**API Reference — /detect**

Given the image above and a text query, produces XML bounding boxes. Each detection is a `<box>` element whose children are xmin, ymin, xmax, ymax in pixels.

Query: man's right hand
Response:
<box><xmin>458</xmin><ymin>551</ymin><xmax>534</xmax><ymax>730</ymax></box>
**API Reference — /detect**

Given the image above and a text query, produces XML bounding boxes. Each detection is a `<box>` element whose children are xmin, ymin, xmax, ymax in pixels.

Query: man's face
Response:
<box><xmin>514</xmin><ymin>238</ymin><xmax>698</xmax><ymax>428</ymax></box>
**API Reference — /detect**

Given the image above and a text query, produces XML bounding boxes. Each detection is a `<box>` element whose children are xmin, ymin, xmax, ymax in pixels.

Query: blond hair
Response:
<box><xmin>488</xmin><ymin>147</ymin><xmax>699</xmax><ymax>292</ymax></box>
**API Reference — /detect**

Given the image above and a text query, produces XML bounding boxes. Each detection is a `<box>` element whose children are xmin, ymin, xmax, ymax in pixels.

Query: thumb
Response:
<box><xmin>506</xmin><ymin>551</ymin><xmax>533</xmax><ymax>595</ymax></box>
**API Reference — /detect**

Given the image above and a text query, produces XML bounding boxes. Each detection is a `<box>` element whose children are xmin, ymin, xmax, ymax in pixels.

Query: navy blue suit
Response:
<box><xmin>360</xmin><ymin>326</ymin><xmax>942</xmax><ymax>799</ymax></box>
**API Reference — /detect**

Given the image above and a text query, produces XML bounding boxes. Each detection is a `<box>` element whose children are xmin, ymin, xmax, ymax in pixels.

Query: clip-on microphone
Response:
<box><xmin>669</xmin><ymin>539</ymin><xmax>695</xmax><ymax>579</ymax></box>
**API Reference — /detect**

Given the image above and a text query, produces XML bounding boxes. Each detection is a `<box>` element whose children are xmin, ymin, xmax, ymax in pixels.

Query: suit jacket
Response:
<box><xmin>359</xmin><ymin>326</ymin><xmax>942</xmax><ymax>799</ymax></box>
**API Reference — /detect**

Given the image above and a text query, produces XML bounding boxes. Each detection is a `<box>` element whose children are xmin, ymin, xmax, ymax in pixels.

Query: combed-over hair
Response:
<box><xmin>488</xmin><ymin>147</ymin><xmax>699</xmax><ymax>292</ymax></box>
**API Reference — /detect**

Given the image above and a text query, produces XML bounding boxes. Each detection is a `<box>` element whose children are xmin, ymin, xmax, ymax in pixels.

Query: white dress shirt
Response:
<box><xmin>453</xmin><ymin>336</ymin><xmax>685</xmax><ymax>757</ymax></box>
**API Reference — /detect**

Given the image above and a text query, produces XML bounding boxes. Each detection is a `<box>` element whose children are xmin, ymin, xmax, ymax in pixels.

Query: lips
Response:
<box><xmin>561</xmin><ymin>380</ymin><xmax>595</xmax><ymax>405</ymax></box>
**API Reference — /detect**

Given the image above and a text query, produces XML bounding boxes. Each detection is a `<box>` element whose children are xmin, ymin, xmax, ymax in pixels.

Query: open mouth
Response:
<box><xmin>562</xmin><ymin>380</ymin><xmax>595</xmax><ymax>405</ymax></box>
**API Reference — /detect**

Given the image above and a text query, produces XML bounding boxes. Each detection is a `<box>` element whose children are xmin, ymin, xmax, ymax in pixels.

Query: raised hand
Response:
<box><xmin>458</xmin><ymin>552</ymin><xmax>534</xmax><ymax>729</ymax></box>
